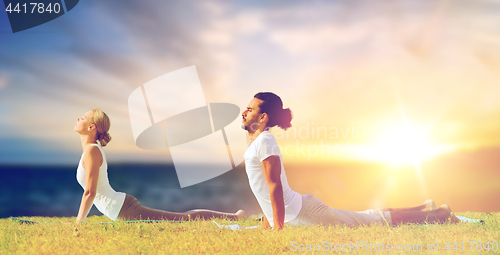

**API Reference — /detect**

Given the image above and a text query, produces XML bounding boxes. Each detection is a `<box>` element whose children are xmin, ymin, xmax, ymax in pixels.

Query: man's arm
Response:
<box><xmin>261</xmin><ymin>155</ymin><xmax>285</xmax><ymax>230</ymax></box>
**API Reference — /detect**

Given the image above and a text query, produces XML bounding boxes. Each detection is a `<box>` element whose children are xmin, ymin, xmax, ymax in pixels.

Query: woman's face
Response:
<box><xmin>74</xmin><ymin>111</ymin><xmax>94</xmax><ymax>134</ymax></box>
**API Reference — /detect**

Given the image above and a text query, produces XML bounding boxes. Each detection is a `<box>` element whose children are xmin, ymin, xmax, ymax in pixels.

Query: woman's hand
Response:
<box><xmin>261</xmin><ymin>214</ymin><xmax>271</xmax><ymax>229</ymax></box>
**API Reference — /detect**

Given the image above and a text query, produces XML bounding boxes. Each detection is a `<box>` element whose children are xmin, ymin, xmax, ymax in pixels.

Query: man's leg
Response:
<box><xmin>390</xmin><ymin>204</ymin><xmax>459</xmax><ymax>224</ymax></box>
<box><xmin>378</xmin><ymin>199</ymin><xmax>436</xmax><ymax>212</ymax></box>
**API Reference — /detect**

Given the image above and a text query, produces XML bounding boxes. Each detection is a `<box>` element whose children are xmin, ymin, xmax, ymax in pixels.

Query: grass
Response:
<box><xmin>1</xmin><ymin>212</ymin><xmax>499</xmax><ymax>254</ymax></box>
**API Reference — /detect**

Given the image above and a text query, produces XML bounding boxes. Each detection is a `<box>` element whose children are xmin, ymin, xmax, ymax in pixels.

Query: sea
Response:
<box><xmin>0</xmin><ymin>163</ymin><xmax>261</xmax><ymax>219</ymax></box>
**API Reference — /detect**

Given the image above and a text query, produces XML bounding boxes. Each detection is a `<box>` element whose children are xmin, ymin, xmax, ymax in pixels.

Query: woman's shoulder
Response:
<box><xmin>83</xmin><ymin>144</ymin><xmax>103</xmax><ymax>159</ymax></box>
<box><xmin>82</xmin><ymin>144</ymin><xmax>104</xmax><ymax>168</ymax></box>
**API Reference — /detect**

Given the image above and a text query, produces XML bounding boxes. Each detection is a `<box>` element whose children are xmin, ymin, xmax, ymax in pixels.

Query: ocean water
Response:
<box><xmin>0</xmin><ymin>163</ymin><xmax>261</xmax><ymax>219</ymax></box>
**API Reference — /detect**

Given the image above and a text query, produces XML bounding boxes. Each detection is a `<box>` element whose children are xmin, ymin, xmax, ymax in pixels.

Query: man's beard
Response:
<box><xmin>242</xmin><ymin>120</ymin><xmax>259</xmax><ymax>132</ymax></box>
<box><xmin>241</xmin><ymin>122</ymin><xmax>251</xmax><ymax>131</ymax></box>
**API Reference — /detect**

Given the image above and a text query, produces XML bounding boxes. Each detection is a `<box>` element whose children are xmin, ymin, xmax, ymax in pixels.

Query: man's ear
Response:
<box><xmin>259</xmin><ymin>113</ymin><xmax>268</xmax><ymax>123</ymax></box>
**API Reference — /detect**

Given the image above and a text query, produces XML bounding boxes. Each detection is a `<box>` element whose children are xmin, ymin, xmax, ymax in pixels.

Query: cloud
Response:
<box><xmin>2</xmin><ymin>0</ymin><xmax>500</xmax><ymax>164</ymax></box>
<box><xmin>269</xmin><ymin>23</ymin><xmax>370</xmax><ymax>54</ymax></box>
<box><xmin>47</xmin><ymin>1</ymin><xmax>251</xmax><ymax>102</ymax></box>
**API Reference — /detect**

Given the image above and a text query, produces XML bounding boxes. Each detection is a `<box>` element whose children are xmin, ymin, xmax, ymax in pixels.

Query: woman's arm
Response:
<box><xmin>261</xmin><ymin>213</ymin><xmax>271</xmax><ymax>229</ymax></box>
<box><xmin>261</xmin><ymin>155</ymin><xmax>285</xmax><ymax>230</ymax></box>
<box><xmin>76</xmin><ymin>146</ymin><xmax>102</xmax><ymax>223</ymax></box>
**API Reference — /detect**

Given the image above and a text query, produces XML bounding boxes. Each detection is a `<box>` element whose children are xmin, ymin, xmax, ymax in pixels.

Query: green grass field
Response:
<box><xmin>1</xmin><ymin>212</ymin><xmax>498</xmax><ymax>254</ymax></box>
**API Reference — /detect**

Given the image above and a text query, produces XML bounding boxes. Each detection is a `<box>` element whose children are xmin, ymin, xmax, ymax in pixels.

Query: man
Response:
<box><xmin>241</xmin><ymin>92</ymin><xmax>457</xmax><ymax>230</ymax></box>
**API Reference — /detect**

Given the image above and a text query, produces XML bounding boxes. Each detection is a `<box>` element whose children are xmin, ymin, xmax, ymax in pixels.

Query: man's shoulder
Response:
<box><xmin>258</xmin><ymin>131</ymin><xmax>278</xmax><ymax>144</ymax></box>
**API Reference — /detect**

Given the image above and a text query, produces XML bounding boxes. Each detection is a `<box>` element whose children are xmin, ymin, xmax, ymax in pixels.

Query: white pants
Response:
<box><xmin>287</xmin><ymin>194</ymin><xmax>392</xmax><ymax>227</ymax></box>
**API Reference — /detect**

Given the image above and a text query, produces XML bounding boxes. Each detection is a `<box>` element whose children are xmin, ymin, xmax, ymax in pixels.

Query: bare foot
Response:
<box><xmin>235</xmin><ymin>210</ymin><xmax>249</xmax><ymax>221</ymax></box>
<box><xmin>423</xmin><ymin>199</ymin><xmax>437</xmax><ymax>211</ymax></box>
<box><xmin>439</xmin><ymin>204</ymin><xmax>460</xmax><ymax>223</ymax></box>
<box><xmin>449</xmin><ymin>214</ymin><xmax>460</xmax><ymax>223</ymax></box>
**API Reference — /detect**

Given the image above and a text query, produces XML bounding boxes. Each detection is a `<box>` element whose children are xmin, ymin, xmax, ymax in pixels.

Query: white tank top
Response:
<box><xmin>76</xmin><ymin>143</ymin><xmax>126</xmax><ymax>221</ymax></box>
<box><xmin>244</xmin><ymin>131</ymin><xmax>302</xmax><ymax>227</ymax></box>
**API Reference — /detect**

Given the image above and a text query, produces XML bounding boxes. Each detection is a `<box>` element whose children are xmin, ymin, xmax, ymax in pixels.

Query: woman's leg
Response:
<box><xmin>132</xmin><ymin>206</ymin><xmax>245</xmax><ymax>221</ymax></box>
<box><xmin>117</xmin><ymin>195</ymin><xmax>248</xmax><ymax>221</ymax></box>
<box><xmin>182</xmin><ymin>209</ymin><xmax>248</xmax><ymax>221</ymax></box>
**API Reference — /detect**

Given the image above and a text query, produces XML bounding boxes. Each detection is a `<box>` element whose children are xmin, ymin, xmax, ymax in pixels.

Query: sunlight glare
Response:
<box><xmin>357</xmin><ymin>125</ymin><xmax>455</xmax><ymax>166</ymax></box>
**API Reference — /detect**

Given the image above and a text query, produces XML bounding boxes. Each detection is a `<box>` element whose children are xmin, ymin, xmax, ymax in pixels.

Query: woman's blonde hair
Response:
<box><xmin>91</xmin><ymin>109</ymin><xmax>112</xmax><ymax>147</ymax></box>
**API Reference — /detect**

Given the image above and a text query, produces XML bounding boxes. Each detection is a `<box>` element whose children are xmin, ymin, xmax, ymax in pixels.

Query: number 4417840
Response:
<box><xmin>5</xmin><ymin>3</ymin><xmax>62</xmax><ymax>14</ymax></box>
<box><xmin>443</xmin><ymin>241</ymin><xmax>498</xmax><ymax>251</ymax></box>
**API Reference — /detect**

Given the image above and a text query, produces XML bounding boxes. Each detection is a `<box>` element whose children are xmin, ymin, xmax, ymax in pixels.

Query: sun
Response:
<box><xmin>357</xmin><ymin>125</ymin><xmax>454</xmax><ymax>166</ymax></box>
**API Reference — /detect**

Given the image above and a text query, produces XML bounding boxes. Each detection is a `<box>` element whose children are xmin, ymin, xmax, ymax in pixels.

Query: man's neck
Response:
<box><xmin>247</xmin><ymin>127</ymin><xmax>269</xmax><ymax>142</ymax></box>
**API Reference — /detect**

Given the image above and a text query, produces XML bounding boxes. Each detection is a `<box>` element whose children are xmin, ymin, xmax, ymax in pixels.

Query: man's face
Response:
<box><xmin>241</xmin><ymin>98</ymin><xmax>263</xmax><ymax>132</ymax></box>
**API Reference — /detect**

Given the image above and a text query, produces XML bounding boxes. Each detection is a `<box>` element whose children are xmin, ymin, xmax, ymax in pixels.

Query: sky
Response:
<box><xmin>2</xmin><ymin>0</ymin><xmax>500</xmax><ymax>166</ymax></box>
<box><xmin>1</xmin><ymin>0</ymin><xmax>500</xmax><ymax>212</ymax></box>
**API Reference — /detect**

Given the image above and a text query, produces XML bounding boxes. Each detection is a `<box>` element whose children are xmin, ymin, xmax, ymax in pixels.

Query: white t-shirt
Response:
<box><xmin>244</xmin><ymin>131</ymin><xmax>302</xmax><ymax>227</ymax></box>
<box><xmin>76</xmin><ymin>143</ymin><xmax>126</xmax><ymax>221</ymax></box>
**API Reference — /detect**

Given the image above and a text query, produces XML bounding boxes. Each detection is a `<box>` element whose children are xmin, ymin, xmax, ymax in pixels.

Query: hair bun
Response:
<box><xmin>98</xmin><ymin>132</ymin><xmax>112</xmax><ymax>147</ymax></box>
<box><xmin>278</xmin><ymin>108</ymin><xmax>292</xmax><ymax>130</ymax></box>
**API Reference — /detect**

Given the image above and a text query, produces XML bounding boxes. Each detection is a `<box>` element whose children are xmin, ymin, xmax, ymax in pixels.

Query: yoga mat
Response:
<box><xmin>455</xmin><ymin>215</ymin><xmax>485</xmax><ymax>224</ymax></box>
<box><xmin>214</xmin><ymin>215</ymin><xmax>486</xmax><ymax>231</ymax></box>
<box><xmin>10</xmin><ymin>217</ymin><xmax>251</xmax><ymax>225</ymax></box>
<box><xmin>10</xmin><ymin>217</ymin><xmax>186</xmax><ymax>224</ymax></box>
<box><xmin>213</xmin><ymin>220</ymin><xmax>260</xmax><ymax>230</ymax></box>
<box><xmin>10</xmin><ymin>215</ymin><xmax>484</xmax><ymax>230</ymax></box>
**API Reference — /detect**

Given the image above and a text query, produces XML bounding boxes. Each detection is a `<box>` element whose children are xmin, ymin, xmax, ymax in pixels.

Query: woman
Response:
<box><xmin>74</xmin><ymin>109</ymin><xmax>247</xmax><ymax>223</ymax></box>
